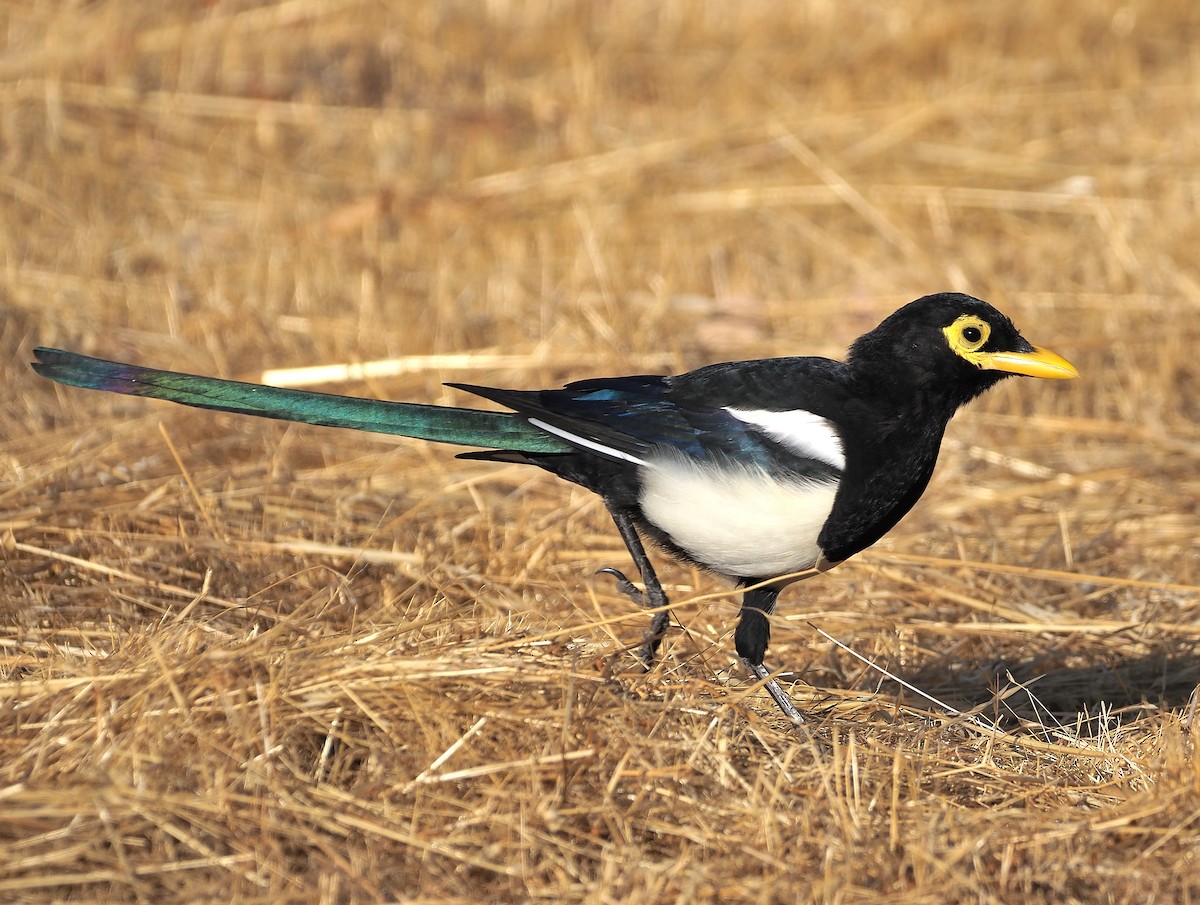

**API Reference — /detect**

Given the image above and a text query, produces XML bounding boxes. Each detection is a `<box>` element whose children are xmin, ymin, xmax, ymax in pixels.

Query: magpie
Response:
<box><xmin>31</xmin><ymin>292</ymin><xmax>1077</xmax><ymax>723</ymax></box>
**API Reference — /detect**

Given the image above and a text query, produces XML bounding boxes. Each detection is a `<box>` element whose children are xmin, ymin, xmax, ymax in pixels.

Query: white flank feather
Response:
<box><xmin>724</xmin><ymin>408</ymin><xmax>845</xmax><ymax>472</ymax></box>
<box><xmin>639</xmin><ymin>455</ymin><xmax>838</xmax><ymax>577</ymax></box>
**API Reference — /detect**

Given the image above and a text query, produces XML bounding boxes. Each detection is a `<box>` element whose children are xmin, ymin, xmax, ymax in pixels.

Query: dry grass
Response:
<box><xmin>4</xmin><ymin>1</ymin><xmax>1200</xmax><ymax>901</ymax></box>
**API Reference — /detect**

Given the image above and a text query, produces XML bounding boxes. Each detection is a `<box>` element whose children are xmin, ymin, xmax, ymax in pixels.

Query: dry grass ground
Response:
<box><xmin>3</xmin><ymin>1</ymin><xmax>1200</xmax><ymax>902</ymax></box>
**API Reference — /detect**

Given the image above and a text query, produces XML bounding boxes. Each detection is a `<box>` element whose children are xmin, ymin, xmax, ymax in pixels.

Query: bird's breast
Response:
<box><xmin>638</xmin><ymin>455</ymin><xmax>838</xmax><ymax>578</ymax></box>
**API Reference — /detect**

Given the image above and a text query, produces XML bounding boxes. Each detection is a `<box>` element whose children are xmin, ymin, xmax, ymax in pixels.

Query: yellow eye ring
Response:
<box><xmin>943</xmin><ymin>315</ymin><xmax>991</xmax><ymax>358</ymax></box>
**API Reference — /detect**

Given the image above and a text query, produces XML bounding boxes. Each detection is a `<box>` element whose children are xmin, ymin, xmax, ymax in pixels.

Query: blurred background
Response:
<box><xmin>4</xmin><ymin>2</ymin><xmax>1200</xmax><ymax>902</ymax></box>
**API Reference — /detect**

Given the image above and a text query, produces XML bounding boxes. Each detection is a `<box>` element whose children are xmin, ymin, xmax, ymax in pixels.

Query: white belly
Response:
<box><xmin>639</xmin><ymin>455</ymin><xmax>838</xmax><ymax>578</ymax></box>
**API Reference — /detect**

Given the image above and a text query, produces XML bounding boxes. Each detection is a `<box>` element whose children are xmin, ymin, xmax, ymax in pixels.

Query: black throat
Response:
<box><xmin>815</xmin><ymin>356</ymin><xmax>1011</xmax><ymax>564</ymax></box>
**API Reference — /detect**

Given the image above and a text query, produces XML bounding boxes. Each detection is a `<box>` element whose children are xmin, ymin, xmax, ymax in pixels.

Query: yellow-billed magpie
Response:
<box><xmin>32</xmin><ymin>292</ymin><xmax>1077</xmax><ymax>723</ymax></box>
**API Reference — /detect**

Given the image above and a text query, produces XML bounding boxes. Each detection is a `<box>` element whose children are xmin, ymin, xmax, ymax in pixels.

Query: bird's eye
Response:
<box><xmin>943</xmin><ymin>314</ymin><xmax>991</xmax><ymax>359</ymax></box>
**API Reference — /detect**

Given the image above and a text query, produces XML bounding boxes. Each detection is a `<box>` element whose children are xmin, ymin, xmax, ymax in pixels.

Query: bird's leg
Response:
<box><xmin>734</xmin><ymin>584</ymin><xmax>804</xmax><ymax>725</ymax></box>
<box><xmin>600</xmin><ymin>502</ymin><xmax>672</xmax><ymax>667</ymax></box>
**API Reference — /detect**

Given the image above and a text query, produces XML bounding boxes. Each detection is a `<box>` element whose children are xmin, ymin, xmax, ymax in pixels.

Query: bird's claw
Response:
<box><xmin>638</xmin><ymin>613</ymin><xmax>669</xmax><ymax>669</ymax></box>
<box><xmin>596</xmin><ymin>566</ymin><xmax>647</xmax><ymax>607</ymax></box>
<box><xmin>597</xmin><ymin>567</ymin><xmax>670</xmax><ymax>669</ymax></box>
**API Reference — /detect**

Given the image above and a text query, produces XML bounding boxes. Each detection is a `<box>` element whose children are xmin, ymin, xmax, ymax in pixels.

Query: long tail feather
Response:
<box><xmin>32</xmin><ymin>348</ymin><xmax>572</xmax><ymax>453</ymax></box>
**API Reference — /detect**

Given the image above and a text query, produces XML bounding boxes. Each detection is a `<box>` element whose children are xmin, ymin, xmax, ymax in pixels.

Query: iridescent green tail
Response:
<box><xmin>32</xmin><ymin>348</ymin><xmax>571</xmax><ymax>453</ymax></box>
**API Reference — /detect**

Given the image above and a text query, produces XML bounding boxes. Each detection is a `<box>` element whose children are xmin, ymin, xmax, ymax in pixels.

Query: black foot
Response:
<box><xmin>597</xmin><ymin>566</ymin><xmax>645</xmax><ymax>606</ymax></box>
<box><xmin>743</xmin><ymin>659</ymin><xmax>805</xmax><ymax>726</ymax></box>
<box><xmin>598</xmin><ymin>567</ymin><xmax>672</xmax><ymax>669</ymax></box>
<box><xmin>640</xmin><ymin>609</ymin><xmax>670</xmax><ymax>668</ymax></box>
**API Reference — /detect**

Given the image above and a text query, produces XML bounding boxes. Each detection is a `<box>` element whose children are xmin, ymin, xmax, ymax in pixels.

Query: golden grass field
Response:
<box><xmin>4</xmin><ymin>1</ymin><xmax>1200</xmax><ymax>901</ymax></box>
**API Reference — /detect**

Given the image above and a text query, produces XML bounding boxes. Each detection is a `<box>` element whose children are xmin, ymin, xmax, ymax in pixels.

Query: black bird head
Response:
<box><xmin>847</xmin><ymin>292</ymin><xmax>1077</xmax><ymax>412</ymax></box>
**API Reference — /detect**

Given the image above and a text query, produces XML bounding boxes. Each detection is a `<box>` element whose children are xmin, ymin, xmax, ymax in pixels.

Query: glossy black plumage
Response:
<box><xmin>32</xmin><ymin>292</ymin><xmax>1077</xmax><ymax>724</ymax></box>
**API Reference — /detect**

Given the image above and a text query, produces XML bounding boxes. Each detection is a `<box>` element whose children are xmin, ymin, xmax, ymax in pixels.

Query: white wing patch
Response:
<box><xmin>724</xmin><ymin>408</ymin><xmax>845</xmax><ymax>472</ymax></box>
<box><xmin>527</xmin><ymin>417</ymin><xmax>651</xmax><ymax>466</ymax></box>
<box><xmin>639</xmin><ymin>454</ymin><xmax>839</xmax><ymax>577</ymax></box>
